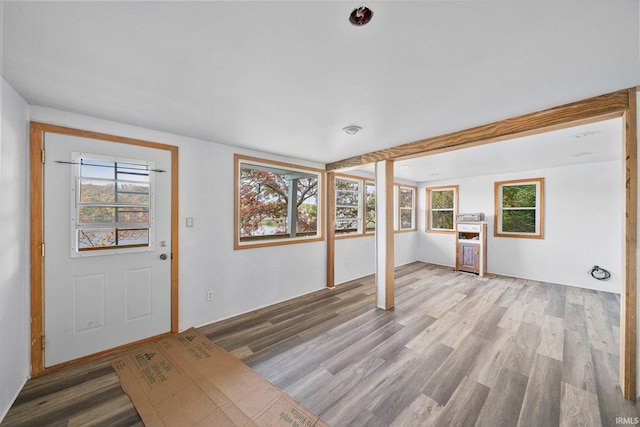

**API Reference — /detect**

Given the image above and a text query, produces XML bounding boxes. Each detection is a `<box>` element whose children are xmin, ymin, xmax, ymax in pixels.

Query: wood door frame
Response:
<box><xmin>326</xmin><ymin>87</ymin><xmax>638</xmax><ymax>399</ymax></box>
<box><xmin>29</xmin><ymin>122</ymin><xmax>180</xmax><ymax>377</ymax></box>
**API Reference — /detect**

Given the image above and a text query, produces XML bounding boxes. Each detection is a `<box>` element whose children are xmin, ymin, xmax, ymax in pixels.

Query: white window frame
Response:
<box><xmin>364</xmin><ymin>180</ymin><xmax>376</xmax><ymax>234</ymax></box>
<box><xmin>335</xmin><ymin>177</ymin><xmax>362</xmax><ymax>236</ymax></box>
<box><xmin>397</xmin><ymin>185</ymin><xmax>417</xmax><ymax>231</ymax></box>
<box><xmin>426</xmin><ymin>185</ymin><xmax>458</xmax><ymax>233</ymax></box>
<box><xmin>70</xmin><ymin>152</ymin><xmax>155</xmax><ymax>258</ymax></box>
<box><xmin>333</xmin><ymin>174</ymin><xmax>376</xmax><ymax>238</ymax></box>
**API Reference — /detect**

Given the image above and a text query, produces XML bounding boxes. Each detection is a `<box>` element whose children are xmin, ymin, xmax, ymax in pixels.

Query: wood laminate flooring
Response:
<box><xmin>2</xmin><ymin>262</ymin><xmax>637</xmax><ymax>426</ymax></box>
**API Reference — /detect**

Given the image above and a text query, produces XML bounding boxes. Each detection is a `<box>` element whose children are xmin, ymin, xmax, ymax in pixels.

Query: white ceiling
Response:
<box><xmin>2</xmin><ymin>1</ymin><xmax>638</xmax><ymax>179</ymax></box>
<box><xmin>389</xmin><ymin>117</ymin><xmax>623</xmax><ymax>182</ymax></box>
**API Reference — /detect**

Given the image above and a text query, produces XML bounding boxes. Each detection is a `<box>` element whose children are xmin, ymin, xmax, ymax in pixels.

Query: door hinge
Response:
<box><xmin>41</xmin><ymin>150</ymin><xmax>45</xmax><ymax>164</ymax></box>
<box><xmin>41</xmin><ymin>243</ymin><xmax>45</xmax><ymax>257</ymax></box>
<box><xmin>41</xmin><ymin>335</ymin><xmax>45</xmax><ymax>350</ymax></box>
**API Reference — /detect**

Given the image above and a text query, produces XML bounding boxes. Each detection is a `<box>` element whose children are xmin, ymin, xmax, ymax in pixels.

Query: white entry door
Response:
<box><xmin>43</xmin><ymin>132</ymin><xmax>173</xmax><ymax>367</ymax></box>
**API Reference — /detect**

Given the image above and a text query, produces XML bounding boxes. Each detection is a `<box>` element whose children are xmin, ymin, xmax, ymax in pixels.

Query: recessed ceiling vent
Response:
<box><xmin>349</xmin><ymin>6</ymin><xmax>373</xmax><ymax>26</ymax></box>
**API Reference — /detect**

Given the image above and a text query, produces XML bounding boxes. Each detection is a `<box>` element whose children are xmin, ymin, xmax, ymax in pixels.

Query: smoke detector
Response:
<box><xmin>343</xmin><ymin>125</ymin><xmax>362</xmax><ymax>135</ymax></box>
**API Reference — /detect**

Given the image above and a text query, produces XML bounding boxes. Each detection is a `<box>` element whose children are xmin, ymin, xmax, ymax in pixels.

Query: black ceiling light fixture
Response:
<box><xmin>349</xmin><ymin>5</ymin><xmax>373</xmax><ymax>26</ymax></box>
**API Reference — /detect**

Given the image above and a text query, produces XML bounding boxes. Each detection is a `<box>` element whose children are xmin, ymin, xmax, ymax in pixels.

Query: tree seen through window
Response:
<box><xmin>238</xmin><ymin>162</ymin><xmax>319</xmax><ymax>241</ymax></box>
<box><xmin>495</xmin><ymin>178</ymin><xmax>544</xmax><ymax>238</ymax></box>
<box><xmin>427</xmin><ymin>187</ymin><xmax>457</xmax><ymax>232</ymax></box>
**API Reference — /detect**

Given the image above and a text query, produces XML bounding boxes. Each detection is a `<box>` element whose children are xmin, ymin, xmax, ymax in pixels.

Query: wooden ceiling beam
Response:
<box><xmin>326</xmin><ymin>88</ymin><xmax>631</xmax><ymax>171</ymax></box>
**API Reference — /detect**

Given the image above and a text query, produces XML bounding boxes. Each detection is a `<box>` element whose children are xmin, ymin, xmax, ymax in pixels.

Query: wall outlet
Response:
<box><xmin>186</xmin><ymin>217</ymin><xmax>194</xmax><ymax>228</ymax></box>
<box><xmin>206</xmin><ymin>290</ymin><xmax>214</xmax><ymax>301</ymax></box>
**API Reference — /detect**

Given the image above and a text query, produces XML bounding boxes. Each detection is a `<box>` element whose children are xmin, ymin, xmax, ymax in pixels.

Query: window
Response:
<box><xmin>333</xmin><ymin>174</ymin><xmax>375</xmax><ymax>237</ymax></box>
<box><xmin>495</xmin><ymin>177</ymin><xmax>544</xmax><ymax>238</ymax></box>
<box><xmin>332</xmin><ymin>177</ymin><xmax>415</xmax><ymax>236</ymax></box>
<box><xmin>335</xmin><ymin>178</ymin><xmax>361</xmax><ymax>235</ymax></box>
<box><xmin>235</xmin><ymin>155</ymin><xmax>323</xmax><ymax>248</ymax></box>
<box><xmin>398</xmin><ymin>185</ymin><xmax>416</xmax><ymax>231</ymax></box>
<box><xmin>73</xmin><ymin>154</ymin><xmax>153</xmax><ymax>254</ymax></box>
<box><xmin>365</xmin><ymin>181</ymin><xmax>376</xmax><ymax>233</ymax></box>
<box><xmin>426</xmin><ymin>185</ymin><xmax>458</xmax><ymax>233</ymax></box>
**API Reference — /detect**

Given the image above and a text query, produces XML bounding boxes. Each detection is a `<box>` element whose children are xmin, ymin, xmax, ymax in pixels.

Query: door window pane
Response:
<box><xmin>74</xmin><ymin>154</ymin><xmax>153</xmax><ymax>252</ymax></box>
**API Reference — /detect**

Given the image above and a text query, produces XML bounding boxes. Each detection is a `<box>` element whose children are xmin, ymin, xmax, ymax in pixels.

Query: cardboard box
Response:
<box><xmin>112</xmin><ymin>328</ymin><xmax>329</xmax><ymax>427</ymax></box>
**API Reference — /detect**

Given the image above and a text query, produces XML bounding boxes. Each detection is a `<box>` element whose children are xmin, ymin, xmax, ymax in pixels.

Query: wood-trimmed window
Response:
<box><xmin>335</xmin><ymin>177</ymin><xmax>362</xmax><ymax>235</ymax></box>
<box><xmin>333</xmin><ymin>177</ymin><xmax>415</xmax><ymax>236</ymax></box>
<box><xmin>426</xmin><ymin>185</ymin><xmax>458</xmax><ymax>233</ymax></box>
<box><xmin>397</xmin><ymin>185</ymin><xmax>417</xmax><ymax>231</ymax></box>
<box><xmin>494</xmin><ymin>177</ymin><xmax>544</xmax><ymax>239</ymax></box>
<box><xmin>234</xmin><ymin>154</ymin><xmax>324</xmax><ymax>249</ymax></box>
<box><xmin>365</xmin><ymin>181</ymin><xmax>376</xmax><ymax>233</ymax></box>
<box><xmin>334</xmin><ymin>173</ymin><xmax>375</xmax><ymax>238</ymax></box>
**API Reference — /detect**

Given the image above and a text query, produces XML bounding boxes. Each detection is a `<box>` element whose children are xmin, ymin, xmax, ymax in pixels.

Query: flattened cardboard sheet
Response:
<box><xmin>112</xmin><ymin>328</ymin><xmax>329</xmax><ymax>427</ymax></box>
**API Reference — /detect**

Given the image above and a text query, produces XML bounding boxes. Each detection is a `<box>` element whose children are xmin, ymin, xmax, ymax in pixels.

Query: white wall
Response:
<box><xmin>29</xmin><ymin>106</ymin><xmax>327</xmax><ymax>330</ymax></box>
<box><xmin>0</xmin><ymin>79</ymin><xmax>31</xmax><ymax>420</ymax></box>
<box><xmin>333</xmin><ymin>174</ymin><xmax>418</xmax><ymax>285</ymax></box>
<box><xmin>335</xmin><ymin>235</ymin><xmax>375</xmax><ymax>284</ymax></box>
<box><xmin>334</xmin><ymin>229</ymin><xmax>418</xmax><ymax>285</ymax></box>
<box><xmin>418</xmin><ymin>160</ymin><xmax>623</xmax><ymax>294</ymax></box>
<box><xmin>395</xmin><ymin>232</ymin><xmax>418</xmax><ymax>267</ymax></box>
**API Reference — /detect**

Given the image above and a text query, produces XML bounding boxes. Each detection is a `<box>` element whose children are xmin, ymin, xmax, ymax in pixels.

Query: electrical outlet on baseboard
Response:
<box><xmin>207</xmin><ymin>290</ymin><xmax>214</xmax><ymax>301</ymax></box>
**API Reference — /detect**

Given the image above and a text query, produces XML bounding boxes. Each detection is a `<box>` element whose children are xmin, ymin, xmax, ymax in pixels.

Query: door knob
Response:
<box><xmin>160</xmin><ymin>253</ymin><xmax>168</xmax><ymax>260</ymax></box>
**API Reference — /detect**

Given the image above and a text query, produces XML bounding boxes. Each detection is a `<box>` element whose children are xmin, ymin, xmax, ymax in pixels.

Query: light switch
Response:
<box><xmin>186</xmin><ymin>217</ymin><xmax>194</xmax><ymax>228</ymax></box>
